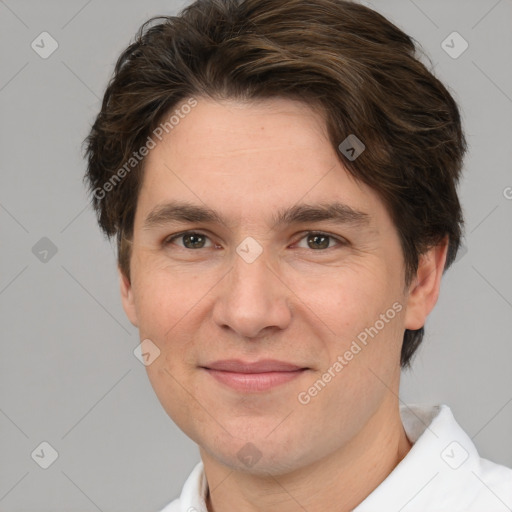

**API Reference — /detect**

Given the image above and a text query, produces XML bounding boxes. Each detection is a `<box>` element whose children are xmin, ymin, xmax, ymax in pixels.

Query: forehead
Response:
<box><xmin>137</xmin><ymin>96</ymin><xmax>388</xmax><ymax>230</ymax></box>
<box><xmin>150</xmin><ymin>96</ymin><xmax>332</xmax><ymax>168</ymax></box>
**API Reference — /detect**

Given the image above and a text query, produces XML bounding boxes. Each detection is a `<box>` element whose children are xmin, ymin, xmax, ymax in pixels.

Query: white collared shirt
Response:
<box><xmin>159</xmin><ymin>404</ymin><xmax>512</xmax><ymax>511</ymax></box>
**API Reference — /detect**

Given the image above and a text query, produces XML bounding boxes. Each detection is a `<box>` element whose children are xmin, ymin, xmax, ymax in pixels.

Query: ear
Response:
<box><xmin>119</xmin><ymin>267</ymin><xmax>139</xmax><ymax>327</ymax></box>
<box><xmin>404</xmin><ymin>237</ymin><xmax>449</xmax><ymax>331</ymax></box>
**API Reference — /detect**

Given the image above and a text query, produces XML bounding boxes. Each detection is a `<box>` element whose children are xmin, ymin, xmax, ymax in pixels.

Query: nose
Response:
<box><xmin>211</xmin><ymin>246</ymin><xmax>292</xmax><ymax>340</ymax></box>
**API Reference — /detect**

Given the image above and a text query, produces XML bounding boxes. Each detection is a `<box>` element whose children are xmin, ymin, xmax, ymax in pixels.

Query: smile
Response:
<box><xmin>201</xmin><ymin>359</ymin><xmax>309</xmax><ymax>392</ymax></box>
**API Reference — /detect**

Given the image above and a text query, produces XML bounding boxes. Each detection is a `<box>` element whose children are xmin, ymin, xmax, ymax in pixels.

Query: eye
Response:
<box><xmin>165</xmin><ymin>231</ymin><xmax>214</xmax><ymax>249</ymax></box>
<box><xmin>295</xmin><ymin>232</ymin><xmax>345</xmax><ymax>250</ymax></box>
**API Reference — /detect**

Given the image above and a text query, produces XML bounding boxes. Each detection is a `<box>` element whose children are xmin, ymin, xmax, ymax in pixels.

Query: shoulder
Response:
<box><xmin>470</xmin><ymin>457</ymin><xmax>512</xmax><ymax>506</ymax></box>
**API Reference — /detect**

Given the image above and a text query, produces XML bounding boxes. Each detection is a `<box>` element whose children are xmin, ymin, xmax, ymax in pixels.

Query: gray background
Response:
<box><xmin>1</xmin><ymin>0</ymin><xmax>511</xmax><ymax>511</ymax></box>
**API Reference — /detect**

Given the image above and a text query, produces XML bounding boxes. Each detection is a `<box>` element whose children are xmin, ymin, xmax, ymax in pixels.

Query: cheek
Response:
<box><xmin>132</xmin><ymin>280</ymin><xmax>168</xmax><ymax>337</ymax></box>
<box><xmin>291</xmin><ymin>259</ymin><xmax>400</xmax><ymax>331</ymax></box>
<box><xmin>294</xmin><ymin>263</ymin><xmax>406</xmax><ymax>388</ymax></box>
<box><xmin>131</xmin><ymin>260</ymin><xmax>201</xmax><ymax>334</ymax></box>
<box><xmin>132</xmin><ymin>265</ymin><xmax>213</xmax><ymax>382</ymax></box>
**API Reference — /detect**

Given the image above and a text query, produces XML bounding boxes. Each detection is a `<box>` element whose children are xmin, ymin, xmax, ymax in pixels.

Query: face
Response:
<box><xmin>120</xmin><ymin>97</ymin><xmax>442</xmax><ymax>475</ymax></box>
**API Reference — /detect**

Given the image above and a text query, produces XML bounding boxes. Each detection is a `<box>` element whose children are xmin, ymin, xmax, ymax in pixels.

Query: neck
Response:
<box><xmin>201</xmin><ymin>401</ymin><xmax>412</xmax><ymax>512</ymax></box>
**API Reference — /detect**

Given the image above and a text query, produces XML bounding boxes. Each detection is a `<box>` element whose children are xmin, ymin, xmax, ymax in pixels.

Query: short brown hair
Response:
<box><xmin>84</xmin><ymin>0</ymin><xmax>466</xmax><ymax>367</ymax></box>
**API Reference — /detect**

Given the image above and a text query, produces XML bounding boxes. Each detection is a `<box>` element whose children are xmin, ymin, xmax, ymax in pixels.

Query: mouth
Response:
<box><xmin>200</xmin><ymin>359</ymin><xmax>309</xmax><ymax>392</ymax></box>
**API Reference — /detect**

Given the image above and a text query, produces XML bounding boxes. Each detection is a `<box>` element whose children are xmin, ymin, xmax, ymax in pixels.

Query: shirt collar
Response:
<box><xmin>177</xmin><ymin>404</ymin><xmax>484</xmax><ymax>512</ymax></box>
<box><xmin>354</xmin><ymin>404</ymin><xmax>482</xmax><ymax>511</ymax></box>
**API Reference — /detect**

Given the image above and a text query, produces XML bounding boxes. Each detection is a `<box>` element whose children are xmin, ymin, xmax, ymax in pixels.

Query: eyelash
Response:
<box><xmin>163</xmin><ymin>231</ymin><xmax>346</xmax><ymax>250</ymax></box>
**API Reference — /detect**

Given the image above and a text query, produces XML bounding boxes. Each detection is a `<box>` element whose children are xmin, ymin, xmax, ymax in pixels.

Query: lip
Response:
<box><xmin>201</xmin><ymin>359</ymin><xmax>308</xmax><ymax>392</ymax></box>
<box><xmin>204</xmin><ymin>359</ymin><xmax>305</xmax><ymax>373</ymax></box>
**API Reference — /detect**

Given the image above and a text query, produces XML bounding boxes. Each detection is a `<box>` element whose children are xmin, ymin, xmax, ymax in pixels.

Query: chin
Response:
<box><xmin>199</xmin><ymin>429</ymin><xmax>318</xmax><ymax>477</ymax></box>
<box><xmin>210</xmin><ymin>448</ymin><xmax>301</xmax><ymax>477</ymax></box>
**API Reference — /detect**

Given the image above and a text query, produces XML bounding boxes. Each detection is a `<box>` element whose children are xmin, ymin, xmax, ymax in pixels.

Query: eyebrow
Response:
<box><xmin>143</xmin><ymin>200</ymin><xmax>370</xmax><ymax>231</ymax></box>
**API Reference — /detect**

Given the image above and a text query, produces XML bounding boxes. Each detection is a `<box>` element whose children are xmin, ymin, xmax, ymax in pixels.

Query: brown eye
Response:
<box><xmin>294</xmin><ymin>232</ymin><xmax>345</xmax><ymax>251</ymax></box>
<box><xmin>166</xmin><ymin>232</ymin><xmax>212</xmax><ymax>249</ymax></box>
<box><xmin>307</xmin><ymin>234</ymin><xmax>331</xmax><ymax>249</ymax></box>
<box><xmin>182</xmin><ymin>233</ymin><xmax>206</xmax><ymax>249</ymax></box>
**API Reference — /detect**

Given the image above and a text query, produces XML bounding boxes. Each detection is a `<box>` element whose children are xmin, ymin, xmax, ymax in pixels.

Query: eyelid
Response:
<box><xmin>164</xmin><ymin>230</ymin><xmax>214</xmax><ymax>247</ymax></box>
<box><xmin>292</xmin><ymin>230</ymin><xmax>347</xmax><ymax>249</ymax></box>
<box><xmin>163</xmin><ymin>230</ymin><xmax>347</xmax><ymax>249</ymax></box>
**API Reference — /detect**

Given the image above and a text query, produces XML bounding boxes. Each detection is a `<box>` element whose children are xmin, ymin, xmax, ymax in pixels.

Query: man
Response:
<box><xmin>84</xmin><ymin>0</ymin><xmax>512</xmax><ymax>510</ymax></box>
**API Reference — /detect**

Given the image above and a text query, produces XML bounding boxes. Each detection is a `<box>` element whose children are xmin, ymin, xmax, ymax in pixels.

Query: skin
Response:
<box><xmin>120</xmin><ymin>97</ymin><xmax>448</xmax><ymax>512</ymax></box>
